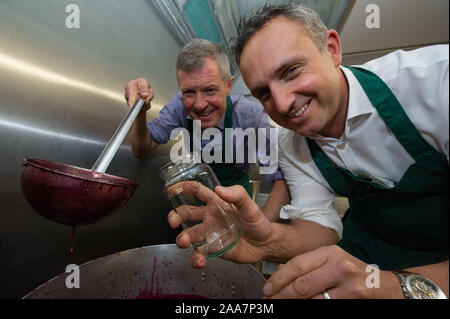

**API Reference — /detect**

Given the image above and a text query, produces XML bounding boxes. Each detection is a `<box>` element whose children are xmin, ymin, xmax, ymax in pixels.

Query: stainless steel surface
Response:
<box><xmin>92</xmin><ymin>98</ymin><xmax>145</xmax><ymax>173</ymax></box>
<box><xmin>24</xmin><ymin>244</ymin><xmax>266</xmax><ymax>299</ymax></box>
<box><xmin>0</xmin><ymin>0</ymin><xmax>182</xmax><ymax>298</ymax></box>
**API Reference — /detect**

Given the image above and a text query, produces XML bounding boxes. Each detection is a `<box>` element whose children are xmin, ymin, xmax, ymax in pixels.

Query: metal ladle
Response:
<box><xmin>21</xmin><ymin>98</ymin><xmax>145</xmax><ymax>226</ymax></box>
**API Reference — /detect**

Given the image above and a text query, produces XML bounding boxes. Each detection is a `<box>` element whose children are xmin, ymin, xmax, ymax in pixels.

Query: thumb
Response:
<box><xmin>215</xmin><ymin>185</ymin><xmax>262</xmax><ymax>224</ymax></box>
<box><xmin>145</xmin><ymin>87</ymin><xmax>154</xmax><ymax>110</ymax></box>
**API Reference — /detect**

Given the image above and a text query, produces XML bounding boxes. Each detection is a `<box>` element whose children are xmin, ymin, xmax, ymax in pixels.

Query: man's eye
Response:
<box><xmin>284</xmin><ymin>66</ymin><xmax>299</xmax><ymax>79</ymax></box>
<box><xmin>205</xmin><ymin>88</ymin><xmax>217</xmax><ymax>94</ymax></box>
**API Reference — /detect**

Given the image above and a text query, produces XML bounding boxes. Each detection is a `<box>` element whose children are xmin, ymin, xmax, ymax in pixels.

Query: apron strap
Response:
<box><xmin>346</xmin><ymin>66</ymin><xmax>444</xmax><ymax>163</ymax></box>
<box><xmin>306</xmin><ymin>138</ymin><xmax>352</xmax><ymax>196</ymax></box>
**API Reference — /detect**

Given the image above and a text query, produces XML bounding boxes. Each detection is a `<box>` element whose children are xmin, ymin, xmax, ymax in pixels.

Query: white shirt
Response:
<box><xmin>278</xmin><ymin>45</ymin><xmax>449</xmax><ymax>239</ymax></box>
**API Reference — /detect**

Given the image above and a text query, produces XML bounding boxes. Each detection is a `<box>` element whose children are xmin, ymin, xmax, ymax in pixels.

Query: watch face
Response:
<box><xmin>406</xmin><ymin>275</ymin><xmax>447</xmax><ymax>299</ymax></box>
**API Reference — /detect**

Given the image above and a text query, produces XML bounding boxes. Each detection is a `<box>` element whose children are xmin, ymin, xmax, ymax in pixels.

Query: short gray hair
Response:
<box><xmin>231</xmin><ymin>3</ymin><xmax>328</xmax><ymax>66</ymax></box>
<box><xmin>176</xmin><ymin>39</ymin><xmax>231</xmax><ymax>83</ymax></box>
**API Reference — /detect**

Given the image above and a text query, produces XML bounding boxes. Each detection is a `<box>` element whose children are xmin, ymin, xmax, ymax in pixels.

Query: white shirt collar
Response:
<box><xmin>340</xmin><ymin>65</ymin><xmax>374</xmax><ymax>121</ymax></box>
<box><xmin>312</xmin><ymin>66</ymin><xmax>375</xmax><ymax>141</ymax></box>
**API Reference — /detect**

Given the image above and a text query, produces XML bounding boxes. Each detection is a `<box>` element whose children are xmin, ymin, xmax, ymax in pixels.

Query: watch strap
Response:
<box><xmin>391</xmin><ymin>270</ymin><xmax>448</xmax><ymax>299</ymax></box>
<box><xmin>391</xmin><ymin>270</ymin><xmax>413</xmax><ymax>299</ymax></box>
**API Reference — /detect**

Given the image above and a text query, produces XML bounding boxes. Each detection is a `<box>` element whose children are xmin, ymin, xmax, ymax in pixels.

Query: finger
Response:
<box><xmin>266</xmin><ymin>278</ymin><xmax>308</xmax><ymax>299</ymax></box>
<box><xmin>124</xmin><ymin>80</ymin><xmax>139</xmax><ymax>107</ymax></box>
<box><xmin>215</xmin><ymin>185</ymin><xmax>262</xmax><ymax>224</ymax></box>
<box><xmin>169</xmin><ymin>205</ymin><xmax>204</xmax><ymax>227</ymax></box>
<box><xmin>186</xmin><ymin>223</ymin><xmax>207</xmax><ymax>247</ymax></box>
<box><xmin>168</xmin><ymin>210</ymin><xmax>182</xmax><ymax>229</ymax></box>
<box><xmin>136</xmin><ymin>78</ymin><xmax>151</xmax><ymax>97</ymax></box>
<box><xmin>311</xmin><ymin>287</ymin><xmax>339</xmax><ymax>299</ymax></box>
<box><xmin>167</xmin><ymin>181</ymin><xmax>218</xmax><ymax>204</ymax></box>
<box><xmin>264</xmin><ymin>246</ymin><xmax>329</xmax><ymax>298</ymax></box>
<box><xmin>175</xmin><ymin>223</ymin><xmax>207</xmax><ymax>248</ymax></box>
<box><xmin>176</xmin><ymin>232</ymin><xmax>208</xmax><ymax>269</ymax></box>
<box><xmin>270</xmin><ymin>266</ymin><xmax>340</xmax><ymax>299</ymax></box>
<box><xmin>190</xmin><ymin>252</ymin><xmax>207</xmax><ymax>269</ymax></box>
<box><xmin>145</xmin><ymin>87</ymin><xmax>154</xmax><ymax>108</ymax></box>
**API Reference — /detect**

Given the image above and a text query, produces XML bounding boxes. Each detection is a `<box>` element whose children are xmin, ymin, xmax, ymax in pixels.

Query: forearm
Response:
<box><xmin>129</xmin><ymin>112</ymin><xmax>157</xmax><ymax>157</ymax></box>
<box><xmin>261</xmin><ymin>179</ymin><xmax>291</xmax><ymax>222</ymax></box>
<box><xmin>262</xmin><ymin>219</ymin><xmax>339</xmax><ymax>263</ymax></box>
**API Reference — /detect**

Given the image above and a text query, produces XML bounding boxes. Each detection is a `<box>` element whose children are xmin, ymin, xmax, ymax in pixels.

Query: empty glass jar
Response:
<box><xmin>160</xmin><ymin>154</ymin><xmax>242</xmax><ymax>258</ymax></box>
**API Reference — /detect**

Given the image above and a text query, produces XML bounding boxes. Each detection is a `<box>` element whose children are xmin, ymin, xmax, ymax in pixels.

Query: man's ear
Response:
<box><xmin>326</xmin><ymin>30</ymin><xmax>343</xmax><ymax>66</ymax></box>
<box><xmin>227</xmin><ymin>76</ymin><xmax>234</xmax><ymax>94</ymax></box>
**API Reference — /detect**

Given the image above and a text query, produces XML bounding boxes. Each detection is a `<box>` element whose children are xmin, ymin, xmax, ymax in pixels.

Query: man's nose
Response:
<box><xmin>193</xmin><ymin>93</ymin><xmax>208</xmax><ymax>110</ymax></box>
<box><xmin>271</xmin><ymin>84</ymin><xmax>294</xmax><ymax>114</ymax></box>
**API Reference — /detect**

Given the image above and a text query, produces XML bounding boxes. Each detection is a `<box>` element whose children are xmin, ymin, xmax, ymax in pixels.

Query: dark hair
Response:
<box><xmin>231</xmin><ymin>3</ymin><xmax>328</xmax><ymax>66</ymax></box>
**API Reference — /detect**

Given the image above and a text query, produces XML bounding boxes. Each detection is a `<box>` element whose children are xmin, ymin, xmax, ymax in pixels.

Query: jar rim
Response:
<box><xmin>159</xmin><ymin>153</ymin><xmax>200</xmax><ymax>180</ymax></box>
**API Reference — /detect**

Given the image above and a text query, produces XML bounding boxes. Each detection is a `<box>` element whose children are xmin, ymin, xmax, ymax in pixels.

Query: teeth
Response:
<box><xmin>199</xmin><ymin>111</ymin><xmax>212</xmax><ymax>116</ymax></box>
<box><xmin>294</xmin><ymin>102</ymin><xmax>310</xmax><ymax>117</ymax></box>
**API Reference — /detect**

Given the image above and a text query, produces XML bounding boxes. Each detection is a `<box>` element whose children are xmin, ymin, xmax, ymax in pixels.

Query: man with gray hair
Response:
<box><xmin>173</xmin><ymin>4</ymin><xmax>448</xmax><ymax>299</ymax></box>
<box><xmin>125</xmin><ymin>38</ymin><xmax>285</xmax><ymax>218</ymax></box>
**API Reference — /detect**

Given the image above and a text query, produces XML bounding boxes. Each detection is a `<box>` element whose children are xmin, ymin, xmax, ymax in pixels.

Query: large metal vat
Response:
<box><xmin>24</xmin><ymin>244</ymin><xmax>266</xmax><ymax>299</ymax></box>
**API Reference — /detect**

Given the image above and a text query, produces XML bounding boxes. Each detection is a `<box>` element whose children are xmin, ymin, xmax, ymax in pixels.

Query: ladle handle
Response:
<box><xmin>92</xmin><ymin>98</ymin><xmax>145</xmax><ymax>173</ymax></box>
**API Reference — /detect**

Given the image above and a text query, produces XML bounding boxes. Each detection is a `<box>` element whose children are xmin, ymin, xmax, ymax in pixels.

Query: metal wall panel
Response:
<box><xmin>340</xmin><ymin>0</ymin><xmax>449</xmax><ymax>64</ymax></box>
<box><xmin>0</xmin><ymin>0</ymin><xmax>182</xmax><ymax>298</ymax></box>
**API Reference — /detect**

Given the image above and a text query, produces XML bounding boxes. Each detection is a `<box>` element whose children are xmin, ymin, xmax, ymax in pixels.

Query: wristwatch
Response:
<box><xmin>391</xmin><ymin>271</ymin><xmax>448</xmax><ymax>299</ymax></box>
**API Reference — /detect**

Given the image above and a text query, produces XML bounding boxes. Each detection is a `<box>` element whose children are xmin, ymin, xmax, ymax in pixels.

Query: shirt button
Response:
<box><xmin>337</xmin><ymin>143</ymin><xmax>345</xmax><ymax>150</ymax></box>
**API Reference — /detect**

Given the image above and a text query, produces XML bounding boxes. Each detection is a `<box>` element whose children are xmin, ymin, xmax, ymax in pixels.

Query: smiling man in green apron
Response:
<box><xmin>124</xmin><ymin>39</ymin><xmax>284</xmax><ymax>218</ymax></box>
<box><xmin>176</xmin><ymin>4</ymin><xmax>448</xmax><ymax>299</ymax></box>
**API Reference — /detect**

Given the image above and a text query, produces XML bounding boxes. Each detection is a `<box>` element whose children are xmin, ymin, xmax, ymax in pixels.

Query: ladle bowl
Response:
<box><xmin>21</xmin><ymin>158</ymin><xmax>138</xmax><ymax>226</ymax></box>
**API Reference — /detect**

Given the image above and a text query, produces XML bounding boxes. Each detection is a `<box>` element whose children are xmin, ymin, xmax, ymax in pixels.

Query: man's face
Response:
<box><xmin>178</xmin><ymin>58</ymin><xmax>233</xmax><ymax>129</ymax></box>
<box><xmin>240</xmin><ymin>17</ymin><xmax>347</xmax><ymax>138</ymax></box>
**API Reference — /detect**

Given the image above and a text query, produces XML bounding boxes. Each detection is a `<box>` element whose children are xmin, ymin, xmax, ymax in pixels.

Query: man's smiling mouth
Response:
<box><xmin>194</xmin><ymin>109</ymin><xmax>215</xmax><ymax>119</ymax></box>
<box><xmin>195</xmin><ymin>109</ymin><xmax>214</xmax><ymax>117</ymax></box>
<box><xmin>289</xmin><ymin>99</ymin><xmax>311</xmax><ymax>118</ymax></box>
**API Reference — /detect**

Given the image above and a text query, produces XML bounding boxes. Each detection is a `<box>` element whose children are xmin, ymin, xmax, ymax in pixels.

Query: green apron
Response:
<box><xmin>187</xmin><ymin>96</ymin><xmax>252</xmax><ymax>197</ymax></box>
<box><xmin>306</xmin><ymin>66</ymin><xmax>449</xmax><ymax>270</ymax></box>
